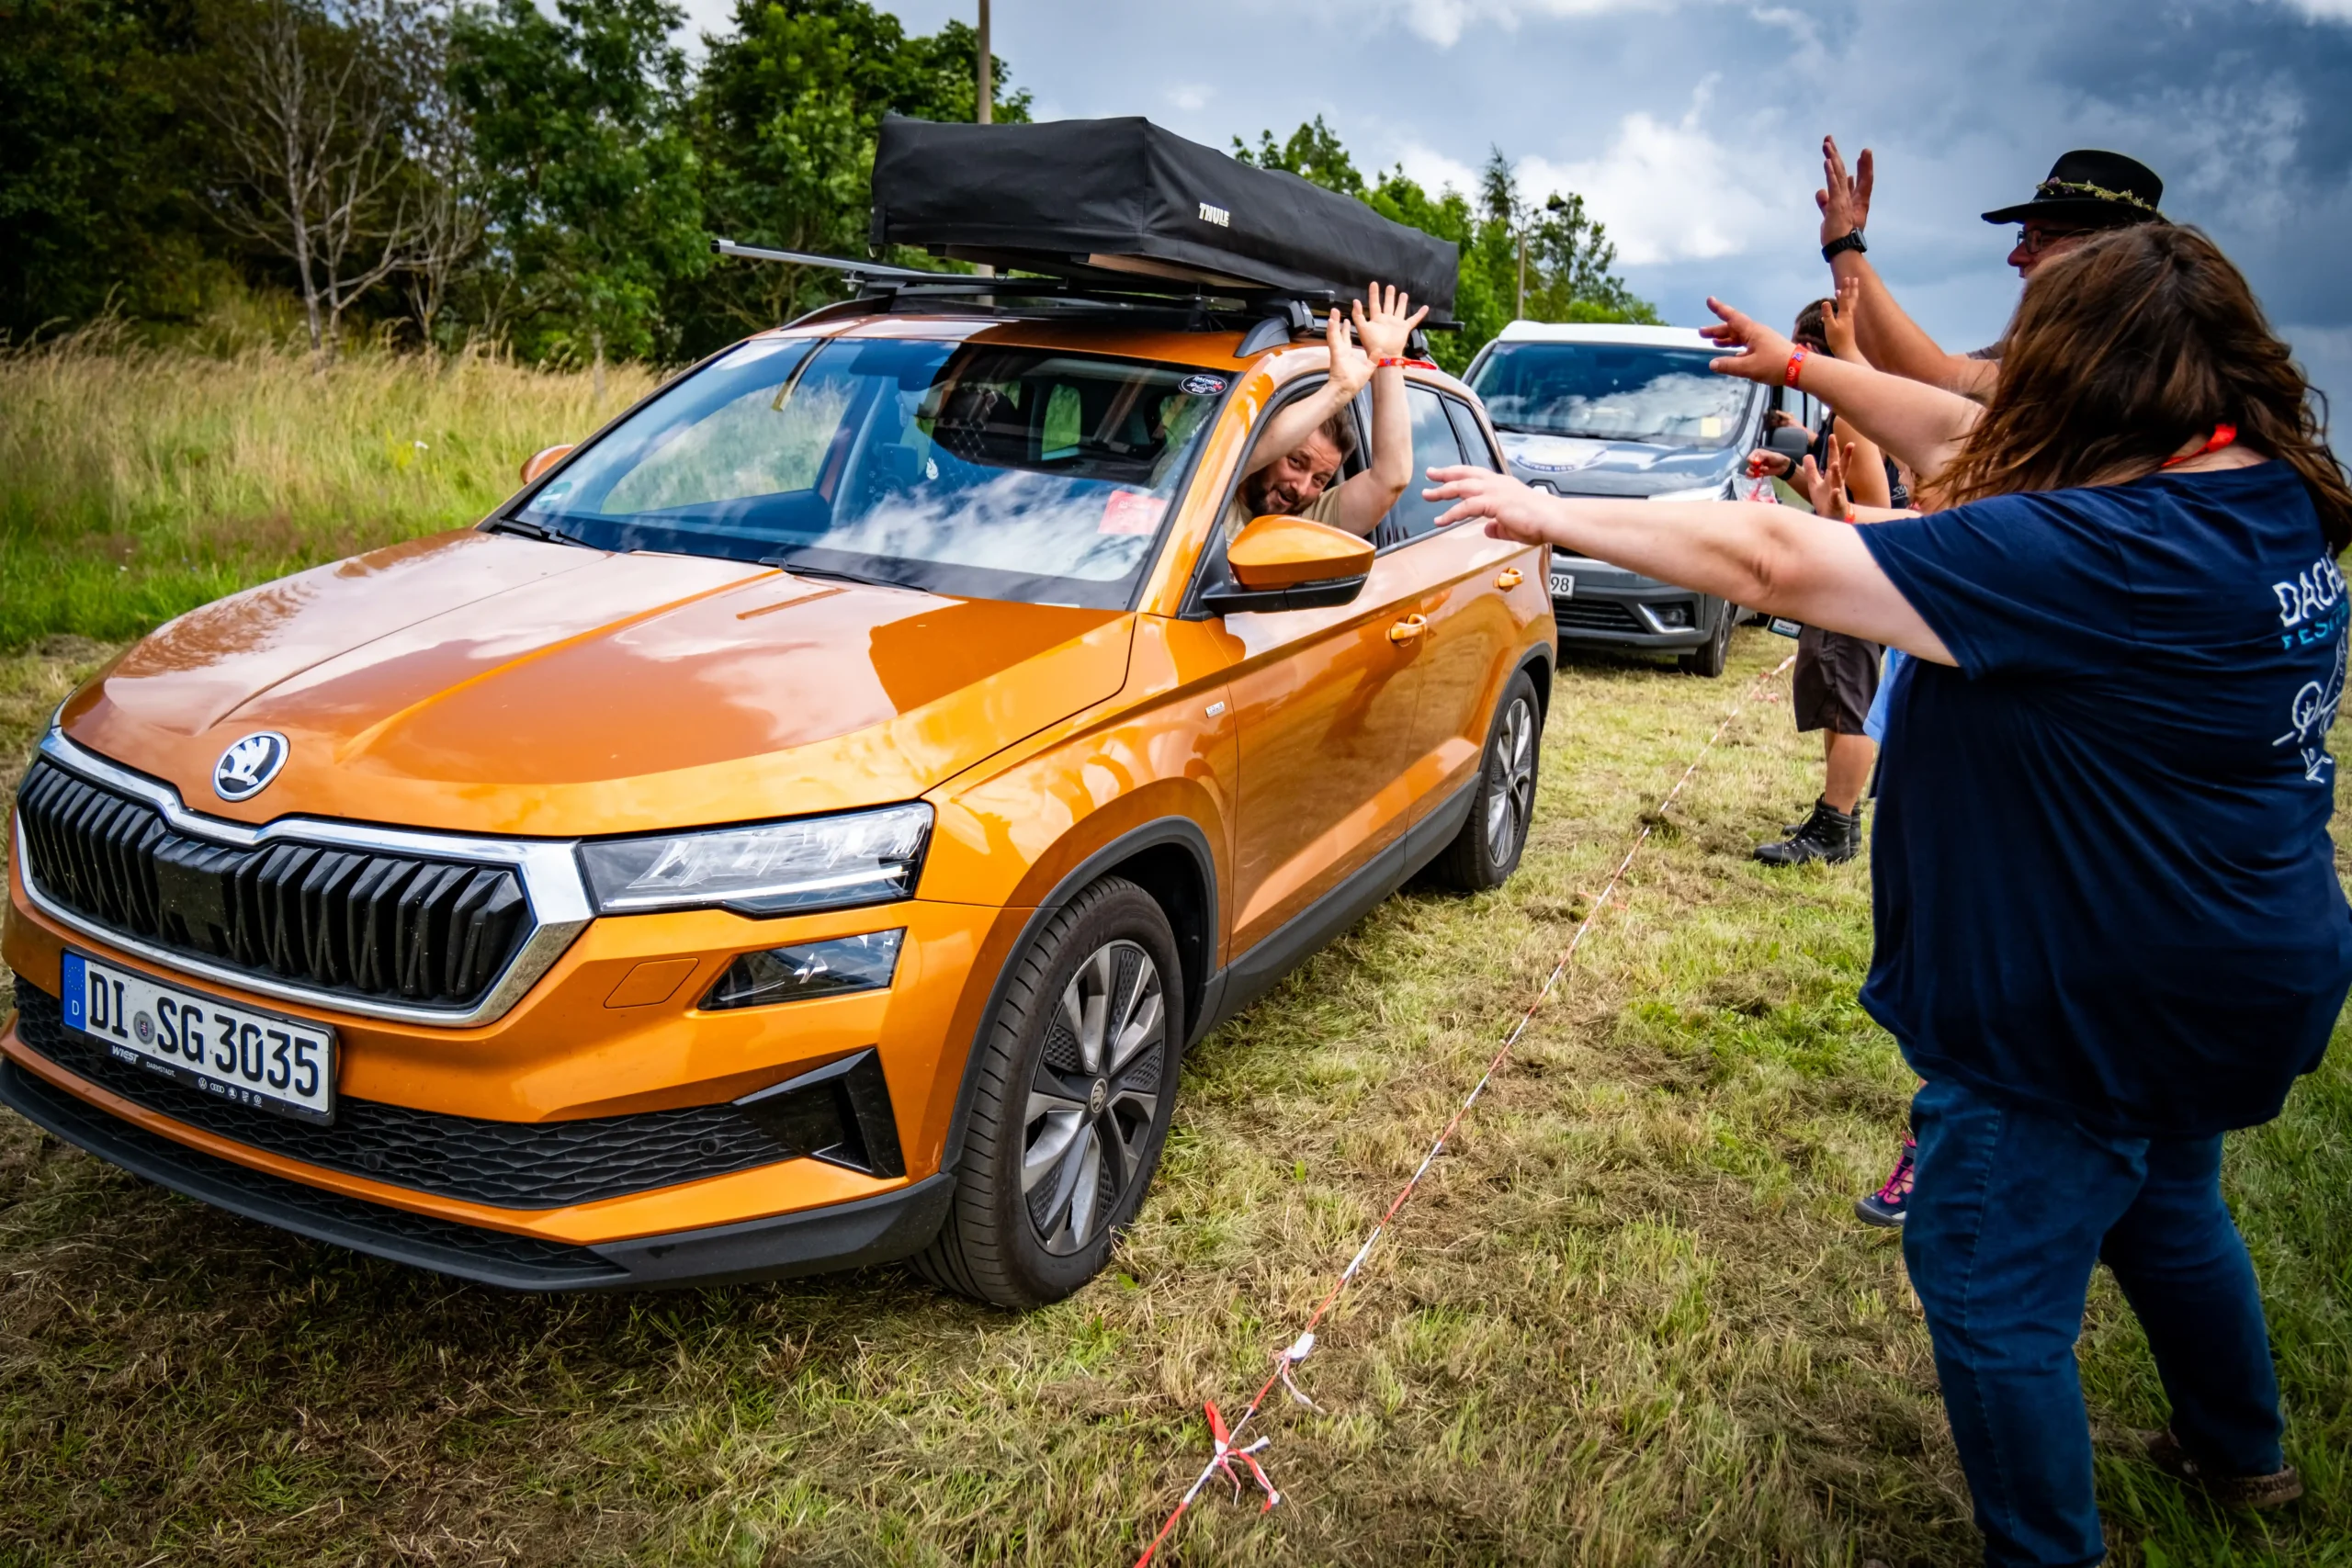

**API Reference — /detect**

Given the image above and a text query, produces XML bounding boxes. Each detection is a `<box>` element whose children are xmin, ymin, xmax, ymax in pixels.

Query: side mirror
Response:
<box><xmin>1766</xmin><ymin>425</ymin><xmax>1811</xmax><ymax>460</ymax></box>
<box><xmin>1202</xmin><ymin>515</ymin><xmax>1374</xmax><ymax>613</ymax></box>
<box><xmin>520</xmin><ymin>444</ymin><xmax>576</xmax><ymax>485</ymax></box>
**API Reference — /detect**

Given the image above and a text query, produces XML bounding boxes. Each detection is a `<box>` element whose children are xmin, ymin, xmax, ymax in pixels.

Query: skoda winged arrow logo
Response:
<box><xmin>212</xmin><ymin>732</ymin><xmax>289</xmax><ymax>802</ymax></box>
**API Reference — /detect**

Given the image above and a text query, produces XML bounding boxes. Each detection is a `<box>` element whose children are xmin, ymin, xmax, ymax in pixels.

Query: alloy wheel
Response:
<box><xmin>1485</xmin><ymin>694</ymin><xmax>1537</xmax><ymax>863</ymax></box>
<box><xmin>1022</xmin><ymin>940</ymin><xmax>1166</xmax><ymax>1256</ymax></box>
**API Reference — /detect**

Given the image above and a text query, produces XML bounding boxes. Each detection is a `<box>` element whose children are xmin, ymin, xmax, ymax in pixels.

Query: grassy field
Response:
<box><xmin>0</xmin><ymin>333</ymin><xmax>653</xmax><ymax>649</ymax></box>
<box><xmin>3</xmin><ymin>622</ymin><xmax>2346</xmax><ymax>1565</ymax></box>
<box><xmin>1</xmin><ymin>344</ymin><xmax>2347</xmax><ymax>1562</ymax></box>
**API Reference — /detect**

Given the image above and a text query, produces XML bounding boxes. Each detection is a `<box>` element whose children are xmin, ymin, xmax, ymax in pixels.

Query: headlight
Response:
<box><xmin>579</xmin><ymin>804</ymin><xmax>933</xmax><ymax>916</ymax></box>
<box><xmin>1647</xmin><ymin>483</ymin><xmax>1733</xmax><ymax>503</ymax></box>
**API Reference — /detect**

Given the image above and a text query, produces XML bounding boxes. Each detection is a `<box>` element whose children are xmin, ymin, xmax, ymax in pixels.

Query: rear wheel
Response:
<box><xmin>1429</xmin><ymin>669</ymin><xmax>1542</xmax><ymax>891</ymax></box>
<box><xmin>1678</xmin><ymin>602</ymin><xmax>1734</xmax><ymax>677</ymax></box>
<box><xmin>912</xmin><ymin>876</ymin><xmax>1180</xmax><ymax>1308</ymax></box>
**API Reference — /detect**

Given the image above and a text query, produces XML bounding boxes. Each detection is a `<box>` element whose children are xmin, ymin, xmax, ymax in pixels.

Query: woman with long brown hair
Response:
<box><xmin>1426</xmin><ymin>222</ymin><xmax>2352</xmax><ymax>1564</ymax></box>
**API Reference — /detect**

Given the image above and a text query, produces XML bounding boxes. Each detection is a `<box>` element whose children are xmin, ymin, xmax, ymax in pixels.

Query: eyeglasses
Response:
<box><xmin>2016</xmin><ymin>226</ymin><xmax>2090</xmax><ymax>255</ymax></box>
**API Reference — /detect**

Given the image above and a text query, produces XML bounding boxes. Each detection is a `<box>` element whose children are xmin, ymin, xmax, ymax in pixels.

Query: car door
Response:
<box><xmin>1378</xmin><ymin>385</ymin><xmax>1534</xmax><ymax>834</ymax></box>
<box><xmin>1214</xmin><ymin>395</ymin><xmax>1431</xmax><ymax>964</ymax></box>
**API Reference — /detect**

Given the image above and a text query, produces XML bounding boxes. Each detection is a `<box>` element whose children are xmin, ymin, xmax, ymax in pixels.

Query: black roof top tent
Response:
<box><xmin>715</xmin><ymin>116</ymin><xmax>1459</xmax><ymax>355</ymax></box>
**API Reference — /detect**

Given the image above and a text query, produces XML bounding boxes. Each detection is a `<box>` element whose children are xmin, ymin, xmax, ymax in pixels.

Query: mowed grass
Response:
<box><xmin>4</xmin><ymin>615</ymin><xmax>2348</xmax><ymax>1565</ymax></box>
<box><xmin>0</xmin><ymin>333</ymin><xmax>655</xmax><ymax>649</ymax></box>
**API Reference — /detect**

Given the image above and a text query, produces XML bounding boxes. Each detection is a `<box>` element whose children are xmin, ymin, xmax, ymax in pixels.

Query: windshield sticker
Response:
<box><xmin>1099</xmin><ymin>491</ymin><xmax>1169</xmax><ymax>536</ymax></box>
<box><xmin>1699</xmin><ymin>416</ymin><xmax>1724</xmax><ymax>438</ymax></box>
<box><xmin>1180</xmin><ymin>374</ymin><xmax>1228</xmax><ymax>397</ymax></box>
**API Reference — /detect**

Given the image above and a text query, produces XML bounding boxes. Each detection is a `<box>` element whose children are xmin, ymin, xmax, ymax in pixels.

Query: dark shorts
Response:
<box><xmin>1793</xmin><ymin>626</ymin><xmax>1883</xmax><ymax>735</ymax></box>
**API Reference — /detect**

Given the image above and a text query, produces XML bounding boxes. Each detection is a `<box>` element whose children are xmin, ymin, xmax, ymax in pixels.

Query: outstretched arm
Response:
<box><xmin>1702</xmin><ymin>296</ymin><xmax>1981</xmax><ymax>483</ymax></box>
<box><xmin>1424</xmin><ymin>465</ymin><xmax>1953</xmax><ymax>664</ymax></box>
<box><xmin>1329</xmin><ymin>283</ymin><xmax>1430</xmax><ymax>536</ymax></box>
<box><xmin>1818</xmin><ymin>137</ymin><xmax>1999</xmax><ymax>400</ymax></box>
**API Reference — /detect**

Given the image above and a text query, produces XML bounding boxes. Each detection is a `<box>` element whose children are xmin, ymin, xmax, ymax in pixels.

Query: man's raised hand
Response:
<box><xmin>1817</xmin><ymin>135</ymin><xmax>1873</xmax><ymax>249</ymax></box>
<box><xmin>1701</xmin><ymin>297</ymin><xmax>1798</xmax><ymax>387</ymax></box>
<box><xmin>1324</xmin><ymin>307</ymin><xmax>1374</xmax><ymax>398</ymax></box>
<box><xmin>1822</xmin><ymin>274</ymin><xmax>1864</xmax><ymax>363</ymax></box>
<box><xmin>1352</xmin><ymin>282</ymin><xmax>1430</xmax><ymax>365</ymax></box>
<box><xmin>1803</xmin><ymin>439</ymin><xmax>1856</xmax><ymax>522</ymax></box>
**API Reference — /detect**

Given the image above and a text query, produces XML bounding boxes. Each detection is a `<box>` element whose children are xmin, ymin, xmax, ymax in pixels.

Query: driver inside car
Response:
<box><xmin>1221</xmin><ymin>282</ymin><xmax>1430</xmax><ymax>543</ymax></box>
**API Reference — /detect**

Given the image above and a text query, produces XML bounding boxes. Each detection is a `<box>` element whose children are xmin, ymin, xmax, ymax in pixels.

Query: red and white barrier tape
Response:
<box><xmin>1132</xmin><ymin>651</ymin><xmax>1797</xmax><ymax>1565</ymax></box>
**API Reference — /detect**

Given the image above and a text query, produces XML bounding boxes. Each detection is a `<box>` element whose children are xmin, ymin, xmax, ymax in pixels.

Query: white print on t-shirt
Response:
<box><xmin>2275</xmin><ymin>619</ymin><xmax>2346</xmax><ymax>783</ymax></box>
<box><xmin>2274</xmin><ymin>554</ymin><xmax>2346</xmax><ymax>636</ymax></box>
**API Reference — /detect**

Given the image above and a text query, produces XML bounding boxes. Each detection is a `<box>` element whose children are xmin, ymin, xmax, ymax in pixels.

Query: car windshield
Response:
<box><xmin>510</xmin><ymin>334</ymin><xmax>1227</xmax><ymax>607</ymax></box>
<box><xmin>1468</xmin><ymin>342</ymin><xmax>1749</xmax><ymax>449</ymax></box>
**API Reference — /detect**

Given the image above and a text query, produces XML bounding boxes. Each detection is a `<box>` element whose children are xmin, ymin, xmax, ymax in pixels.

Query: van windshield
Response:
<box><xmin>1467</xmin><ymin>343</ymin><xmax>1749</xmax><ymax>449</ymax></box>
<box><xmin>510</xmin><ymin>335</ymin><xmax>1227</xmax><ymax>607</ymax></box>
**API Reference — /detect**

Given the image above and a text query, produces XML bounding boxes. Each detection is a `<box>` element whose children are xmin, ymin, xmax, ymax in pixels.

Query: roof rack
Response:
<box><xmin>711</xmin><ymin>240</ymin><xmax>1442</xmax><ymax>359</ymax></box>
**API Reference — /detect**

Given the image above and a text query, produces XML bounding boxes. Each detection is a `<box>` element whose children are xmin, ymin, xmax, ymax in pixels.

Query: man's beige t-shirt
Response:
<box><xmin>1220</xmin><ymin>484</ymin><xmax>1346</xmax><ymax>547</ymax></box>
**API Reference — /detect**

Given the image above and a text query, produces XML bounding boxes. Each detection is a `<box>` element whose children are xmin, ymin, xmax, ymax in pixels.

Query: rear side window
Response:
<box><xmin>1374</xmin><ymin>386</ymin><xmax>1467</xmax><ymax>547</ymax></box>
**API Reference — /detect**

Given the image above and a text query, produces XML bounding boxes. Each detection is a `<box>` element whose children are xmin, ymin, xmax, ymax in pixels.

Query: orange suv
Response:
<box><xmin>4</xmin><ymin>275</ymin><xmax>1553</xmax><ymax>1311</ymax></box>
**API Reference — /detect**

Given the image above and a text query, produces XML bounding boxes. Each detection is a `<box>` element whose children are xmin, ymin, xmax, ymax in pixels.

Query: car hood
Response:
<box><xmin>57</xmin><ymin>531</ymin><xmax>1135</xmax><ymax>837</ymax></box>
<box><xmin>1496</xmin><ymin>431</ymin><xmax>1745</xmax><ymax>499</ymax></box>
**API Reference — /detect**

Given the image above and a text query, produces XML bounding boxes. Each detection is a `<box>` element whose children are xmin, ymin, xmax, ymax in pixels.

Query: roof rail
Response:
<box><xmin>712</xmin><ymin>240</ymin><xmax>1447</xmax><ymax>360</ymax></box>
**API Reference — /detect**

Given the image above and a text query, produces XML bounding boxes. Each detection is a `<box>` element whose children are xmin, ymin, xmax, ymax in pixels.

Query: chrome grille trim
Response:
<box><xmin>17</xmin><ymin>729</ymin><xmax>591</xmax><ymax>1028</ymax></box>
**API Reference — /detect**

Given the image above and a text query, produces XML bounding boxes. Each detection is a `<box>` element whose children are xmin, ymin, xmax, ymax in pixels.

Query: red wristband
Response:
<box><xmin>1784</xmin><ymin>346</ymin><xmax>1809</xmax><ymax>389</ymax></box>
<box><xmin>1375</xmin><ymin>355</ymin><xmax>1436</xmax><ymax>369</ymax></box>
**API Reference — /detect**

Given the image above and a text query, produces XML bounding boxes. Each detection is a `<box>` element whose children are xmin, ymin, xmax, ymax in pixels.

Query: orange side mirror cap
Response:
<box><xmin>1226</xmin><ymin>514</ymin><xmax>1375</xmax><ymax>592</ymax></box>
<box><xmin>520</xmin><ymin>444</ymin><xmax>576</xmax><ymax>485</ymax></box>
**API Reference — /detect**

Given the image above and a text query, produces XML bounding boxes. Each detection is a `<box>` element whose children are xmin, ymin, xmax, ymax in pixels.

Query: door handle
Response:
<box><xmin>1495</xmin><ymin>568</ymin><xmax>1523</xmax><ymax>589</ymax></box>
<box><xmin>1387</xmin><ymin>614</ymin><xmax>1429</xmax><ymax>645</ymax></box>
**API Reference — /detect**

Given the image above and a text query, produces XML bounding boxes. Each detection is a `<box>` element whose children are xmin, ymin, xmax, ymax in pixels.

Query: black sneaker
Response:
<box><xmin>1854</xmin><ymin>1137</ymin><xmax>1915</xmax><ymax>1227</ymax></box>
<box><xmin>1756</xmin><ymin>797</ymin><xmax>1861</xmax><ymax>865</ymax></box>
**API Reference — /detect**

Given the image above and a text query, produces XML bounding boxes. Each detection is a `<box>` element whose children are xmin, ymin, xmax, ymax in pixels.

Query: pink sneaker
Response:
<box><xmin>1855</xmin><ymin>1137</ymin><xmax>1915</xmax><ymax>1227</ymax></box>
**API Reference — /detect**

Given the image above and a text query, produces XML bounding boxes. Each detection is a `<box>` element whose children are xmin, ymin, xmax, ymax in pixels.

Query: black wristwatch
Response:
<box><xmin>1822</xmin><ymin>228</ymin><xmax>1868</xmax><ymax>264</ymax></box>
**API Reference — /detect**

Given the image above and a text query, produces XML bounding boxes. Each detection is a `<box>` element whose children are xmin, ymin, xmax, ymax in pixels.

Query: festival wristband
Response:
<box><xmin>1374</xmin><ymin>356</ymin><xmax>1437</xmax><ymax>369</ymax></box>
<box><xmin>1784</xmin><ymin>346</ymin><xmax>1809</xmax><ymax>389</ymax></box>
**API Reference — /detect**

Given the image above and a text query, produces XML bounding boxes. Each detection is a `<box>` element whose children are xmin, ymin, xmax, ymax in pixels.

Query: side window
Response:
<box><xmin>1444</xmin><ymin>397</ymin><xmax>1503</xmax><ymax>472</ymax></box>
<box><xmin>1191</xmin><ymin>378</ymin><xmax>1364</xmax><ymax>599</ymax></box>
<box><xmin>1373</xmin><ymin>385</ymin><xmax>1467</xmax><ymax>548</ymax></box>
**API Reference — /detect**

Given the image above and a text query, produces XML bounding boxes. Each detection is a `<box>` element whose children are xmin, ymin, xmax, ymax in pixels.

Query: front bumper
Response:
<box><xmin>1550</xmin><ymin>558</ymin><xmax>1713</xmax><ymax>649</ymax></box>
<box><xmin>0</xmin><ymin>1049</ymin><xmax>951</xmax><ymax>1290</ymax></box>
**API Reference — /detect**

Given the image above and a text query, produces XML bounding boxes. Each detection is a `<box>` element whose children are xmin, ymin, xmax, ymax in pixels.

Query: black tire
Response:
<box><xmin>1679</xmin><ymin>603</ymin><xmax>1734</xmax><ymax>677</ymax></box>
<box><xmin>911</xmin><ymin>876</ymin><xmax>1182</xmax><ymax>1308</ymax></box>
<box><xmin>1428</xmin><ymin>669</ymin><xmax>1542</xmax><ymax>891</ymax></box>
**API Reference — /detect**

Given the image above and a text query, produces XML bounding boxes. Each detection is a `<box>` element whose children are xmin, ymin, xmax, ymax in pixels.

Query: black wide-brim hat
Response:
<box><xmin>1982</xmin><ymin>149</ymin><xmax>2165</xmax><ymax>229</ymax></box>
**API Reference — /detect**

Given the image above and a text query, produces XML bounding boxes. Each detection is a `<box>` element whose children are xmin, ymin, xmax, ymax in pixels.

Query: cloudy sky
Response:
<box><xmin>679</xmin><ymin>0</ymin><xmax>2352</xmax><ymax>411</ymax></box>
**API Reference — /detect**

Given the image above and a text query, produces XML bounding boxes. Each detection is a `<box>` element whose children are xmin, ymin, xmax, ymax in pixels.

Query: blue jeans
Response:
<box><xmin>1903</xmin><ymin>1077</ymin><xmax>2285</xmax><ymax>1566</ymax></box>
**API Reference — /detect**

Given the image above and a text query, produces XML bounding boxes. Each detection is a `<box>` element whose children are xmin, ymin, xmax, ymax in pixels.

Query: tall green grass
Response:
<box><xmin>0</xmin><ymin>326</ymin><xmax>659</xmax><ymax>649</ymax></box>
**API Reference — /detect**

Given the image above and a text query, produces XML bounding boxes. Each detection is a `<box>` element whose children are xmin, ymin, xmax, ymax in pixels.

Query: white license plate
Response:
<box><xmin>1550</xmin><ymin>571</ymin><xmax>1575</xmax><ymax>599</ymax></box>
<box><xmin>61</xmin><ymin>951</ymin><xmax>335</xmax><ymax>1124</ymax></box>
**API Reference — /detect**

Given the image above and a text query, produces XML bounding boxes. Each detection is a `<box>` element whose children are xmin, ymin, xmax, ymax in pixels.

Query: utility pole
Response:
<box><xmin>976</xmin><ymin>0</ymin><xmax>991</xmax><ymax>124</ymax></box>
<box><xmin>1515</xmin><ymin>228</ymin><xmax>1526</xmax><ymax>321</ymax></box>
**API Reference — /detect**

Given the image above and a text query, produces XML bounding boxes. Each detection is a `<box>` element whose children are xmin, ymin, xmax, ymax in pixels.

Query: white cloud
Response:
<box><xmin>2278</xmin><ymin>0</ymin><xmax>2352</xmax><ymax>18</ymax></box>
<box><xmin>1385</xmin><ymin>0</ymin><xmax>1674</xmax><ymax>48</ymax></box>
<box><xmin>1165</xmin><ymin>83</ymin><xmax>1215</xmax><ymax>112</ymax></box>
<box><xmin>1528</xmin><ymin>81</ymin><xmax>1804</xmax><ymax>265</ymax></box>
<box><xmin>1396</xmin><ymin>143</ymin><xmax>1482</xmax><ymax>197</ymax></box>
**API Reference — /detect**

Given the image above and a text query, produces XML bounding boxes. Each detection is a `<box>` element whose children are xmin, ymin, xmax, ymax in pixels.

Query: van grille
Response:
<box><xmin>14</xmin><ymin>760</ymin><xmax>530</xmax><ymax>1010</ymax></box>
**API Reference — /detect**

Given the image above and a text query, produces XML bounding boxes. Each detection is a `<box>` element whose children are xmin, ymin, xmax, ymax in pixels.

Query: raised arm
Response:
<box><xmin>1702</xmin><ymin>296</ymin><xmax>1982</xmax><ymax>483</ymax></box>
<box><xmin>1424</xmin><ymin>466</ymin><xmax>1953</xmax><ymax>665</ymax></box>
<box><xmin>1818</xmin><ymin>280</ymin><xmax>1894</xmax><ymax>509</ymax></box>
<box><xmin>1818</xmin><ymin>138</ymin><xmax>2000</xmax><ymax>400</ymax></box>
<box><xmin>1242</xmin><ymin>307</ymin><xmax>1372</xmax><ymax>478</ymax></box>
<box><xmin>1328</xmin><ymin>283</ymin><xmax>1429</xmax><ymax>536</ymax></box>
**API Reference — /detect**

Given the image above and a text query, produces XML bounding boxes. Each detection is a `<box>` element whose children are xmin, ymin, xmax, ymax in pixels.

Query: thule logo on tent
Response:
<box><xmin>1197</xmin><ymin>202</ymin><xmax>1230</xmax><ymax>227</ymax></box>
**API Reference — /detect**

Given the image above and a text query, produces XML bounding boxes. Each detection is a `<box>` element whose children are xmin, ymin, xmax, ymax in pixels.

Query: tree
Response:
<box><xmin>399</xmin><ymin>18</ymin><xmax>487</xmax><ymax>351</ymax></box>
<box><xmin>452</xmin><ymin>0</ymin><xmax>705</xmax><ymax>384</ymax></box>
<box><xmin>1238</xmin><ymin>121</ymin><xmax>1657</xmax><ymax>373</ymax></box>
<box><xmin>680</xmin><ymin>0</ymin><xmax>1026</xmax><ymax>354</ymax></box>
<box><xmin>205</xmin><ymin>0</ymin><xmax>436</xmax><ymax>358</ymax></box>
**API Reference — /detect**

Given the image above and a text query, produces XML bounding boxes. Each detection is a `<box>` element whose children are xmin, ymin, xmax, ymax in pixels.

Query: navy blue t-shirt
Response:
<box><xmin>1861</xmin><ymin>462</ymin><xmax>2352</xmax><ymax>1137</ymax></box>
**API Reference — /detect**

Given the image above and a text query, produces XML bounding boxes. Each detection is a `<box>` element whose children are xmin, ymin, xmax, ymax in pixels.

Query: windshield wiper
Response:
<box><xmin>483</xmin><ymin>516</ymin><xmax>583</xmax><ymax>546</ymax></box>
<box><xmin>760</xmin><ymin>556</ymin><xmax>910</xmax><ymax>592</ymax></box>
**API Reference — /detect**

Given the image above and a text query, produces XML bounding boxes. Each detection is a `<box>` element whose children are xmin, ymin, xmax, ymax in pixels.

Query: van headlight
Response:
<box><xmin>579</xmin><ymin>804</ymin><xmax>933</xmax><ymax>916</ymax></box>
<box><xmin>1647</xmin><ymin>482</ymin><xmax>1734</xmax><ymax>502</ymax></box>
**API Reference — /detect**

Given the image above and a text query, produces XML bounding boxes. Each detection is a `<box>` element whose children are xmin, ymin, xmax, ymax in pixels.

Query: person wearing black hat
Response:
<box><xmin>1815</xmin><ymin>140</ymin><xmax>2165</xmax><ymax>402</ymax></box>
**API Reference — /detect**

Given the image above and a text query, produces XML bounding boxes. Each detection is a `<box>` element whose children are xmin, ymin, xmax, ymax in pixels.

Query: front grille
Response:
<box><xmin>15</xmin><ymin>759</ymin><xmax>530</xmax><ymax>1010</ymax></box>
<box><xmin>1555</xmin><ymin>599</ymin><xmax>1646</xmax><ymax>634</ymax></box>
<box><xmin>12</xmin><ymin>982</ymin><xmax>898</xmax><ymax>1207</ymax></box>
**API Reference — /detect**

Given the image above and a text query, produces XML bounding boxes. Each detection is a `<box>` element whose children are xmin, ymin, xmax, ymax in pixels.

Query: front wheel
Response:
<box><xmin>1679</xmin><ymin>602</ymin><xmax>1734</xmax><ymax>677</ymax></box>
<box><xmin>912</xmin><ymin>876</ymin><xmax>1181</xmax><ymax>1308</ymax></box>
<box><xmin>1429</xmin><ymin>668</ymin><xmax>1542</xmax><ymax>891</ymax></box>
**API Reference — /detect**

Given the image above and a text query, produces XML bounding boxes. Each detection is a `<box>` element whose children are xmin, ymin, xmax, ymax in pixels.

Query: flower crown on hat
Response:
<box><xmin>2033</xmin><ymin>177</ymin><xmax>2160</xmax><ymax>214</ymax></box>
